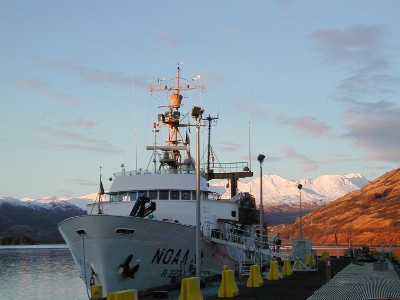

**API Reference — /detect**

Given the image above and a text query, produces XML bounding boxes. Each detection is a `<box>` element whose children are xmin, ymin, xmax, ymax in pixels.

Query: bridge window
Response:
<box><xmin>182</xmin><ymin>191</ymin><xmax>190</xmax><ymax>200</ymax></box>
<box><xmin>148</xmin><ymin>190</ymin><xmax>158</xmax><ymax>200</ymax></box>
<box><xmin>129</xmin><ymin>191</ymin><xmax>138</xmax><ymax>201</ymax></box>
<box><xmin>192</xmin><ymin>191</ymin><xmax>196</xmax><ymax>200</ymax></box>
<box><xmin>109</xmin><ymin>194</ymin><xmax>117</xmax><ymax>203</ymax></box>
<box><xmin>122</xmin><ymin>193</ymin><xmax>129</xmax><ymax>202</ymax></box>
<box><xmin>159</xmin><ymin>190</ymin><xmax>169</xmax><ymax>200</ymax></box>
<box><xmin>170</xmin><ymin>190</ymin><xmax>180</xmax><ymax>200</ymax></box>
<box><xmin>138</xmin><ymin>191</ymin><xmax>148</xmax><ymax>198</ymax></box>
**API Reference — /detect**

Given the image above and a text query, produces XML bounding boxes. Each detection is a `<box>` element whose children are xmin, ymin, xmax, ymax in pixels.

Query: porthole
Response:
<box><xmin>115</xmin><ymin>228</ymin><xmax>135</xmax><ymax>235</ymax></box>
<box><xmin>76</xmin><ymin>229</ymin><xmax>86</xmax><ymax>236</ymax></box>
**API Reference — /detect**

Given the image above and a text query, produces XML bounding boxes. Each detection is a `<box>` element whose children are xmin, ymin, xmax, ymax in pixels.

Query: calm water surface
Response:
<box><xmin>1</xmin><ymin>244</ymin><xmax>398</xmax><ymax>300</ymax></box>
<box><xmin>0</xmin><ymin>245</ymin><xmax>88</xmax><ymax>300</ymax></box>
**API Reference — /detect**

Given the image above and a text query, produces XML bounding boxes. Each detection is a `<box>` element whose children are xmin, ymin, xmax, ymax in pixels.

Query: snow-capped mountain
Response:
<box><xmin>1</xmin><ymin>173</ymin><xmax>368</xmax><ymax>211</ymax></box>
<box><xmin>0</xmin><ymin>196</ymin><xmax>80</xmax><ymax>210</ymax></box>
<box><xmin>3</xmin><ymin>193</ymin><xmax>99</xmax><ymax>210</ymax></box>
<box><xmin>0</xmin><ymin>173</ymin><xmax>369</xmax><ymax>244</ymax></box>
<box><xmin>0</xmin><ymin>197</ymin><xmax>86</xmax><ymax>244</ymax></box>
<box><xmin>210</xmin><ymin>173</ymin><xmax>369</xmax><ymax>208</ymax></box>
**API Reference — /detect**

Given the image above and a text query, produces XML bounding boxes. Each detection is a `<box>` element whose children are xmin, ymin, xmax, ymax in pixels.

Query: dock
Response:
<box><xmin>307</xmin><ymin>261</ymin><xmax>400</xmax><ymax>300</ymax></box>
<box><xmin>140</xmin><ymin>258</ymin><xmax>400</xmax><ymax>300</ymax></box>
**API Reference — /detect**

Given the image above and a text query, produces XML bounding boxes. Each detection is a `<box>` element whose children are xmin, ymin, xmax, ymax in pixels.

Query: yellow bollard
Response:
<box><xmin>91</xmin><ymin>285</ymin><xmax>102</xmax><ymax>300</ymax></box>
<box><xmin>304</xmin><ymin>255</ymin><xmax>310</xmax><ymax>266</ymax></box>
<box><xmin>309</xmin><ymin>254</ymin><xmax>316</xmax><ymax>267</ymax></box>
<box><xmin>107</xmin><ymin>289</ymin><xmax>137</xmax><ymax>300</ymax></box>
<box><xmin>321</xmin><ymin>252</ymin><xmax>328</xmax><ymax>262</ymax></box>
<box><xmin>247</xmin><ymin>265</ymin><xmax>263</xmax><ymax>287</ymax></box>
<box><xmin>218</xmin><ymin>269</ymin><xmax>239</xmax><ymax>298</ymax></box>
<box><xmin>282</xmin><ymin>259</ymin><xmax>293</xmax><ymax>276</ymax></box>
<box><xmin>178</xmin><ymin>277</ymin><xmax>203</xmax><ymax>300</ymax></box>
<box><xmin>267</xmin><ymin>261</ymin><xmax>280</xmax><ymax>280</ymax></box>
<box><xmin>224</xmin><ymin>265</ymin><xmax>230</xmax><ymax>271</ymax></box>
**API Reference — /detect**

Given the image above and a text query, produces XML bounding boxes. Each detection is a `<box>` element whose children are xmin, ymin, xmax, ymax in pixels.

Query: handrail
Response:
<box><xmin>203</xmin><ymin>221</ymin><xmax>292</xmax><ymax>263</ymax></box>
<box><xmin>203</xmin><ymin>221</ymin><xmax>278</xmax><ymax>248</ymax></box>
<box><xmin>202</xmin><ymin>161</ymin><xmax>250</xmax><ymax>174</ymax></box>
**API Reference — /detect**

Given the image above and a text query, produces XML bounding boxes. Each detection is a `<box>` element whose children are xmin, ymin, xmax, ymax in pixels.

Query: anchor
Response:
<box><xmin>119</xmin><ymin>254</ymin><xmax>140</xmax><ymax>279</ymax></box>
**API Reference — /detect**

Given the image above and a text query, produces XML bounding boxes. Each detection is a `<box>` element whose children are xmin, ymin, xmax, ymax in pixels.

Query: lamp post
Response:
<box><xmin>297</xmin><ymin>183</ymin><xmax>303</xmax><ymax>239</ymax></box>
<box><xmin>191</xmin><ymin>106</ymin><xmax>204</xmax><ymax>279</ymax></box>
<box><xmin>257</xmin><ymin>154</ymin><xmax>266</xmax><ymax>245</ymax></box>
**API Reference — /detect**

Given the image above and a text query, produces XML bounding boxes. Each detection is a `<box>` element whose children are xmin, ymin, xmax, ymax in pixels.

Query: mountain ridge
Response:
<box><xmin>211</xmin><ymin>172</ymin><xmax>369</xmax><ymax>209</ymax></box>
<box><xmin>0</xmin><ymin>197</ymin><xmax>85</xmax><ymax>244</ymax></box>
<box><xmin>277</xmin><ymin>168</ymin><xmax>400</xmax><ymax>246</ymax></box>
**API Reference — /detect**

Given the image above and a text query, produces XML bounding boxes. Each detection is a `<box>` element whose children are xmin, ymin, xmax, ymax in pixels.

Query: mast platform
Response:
<box><xmin>204</xmin><ymin>162</ymin><xmax>253</xmax><ymax>197</ymax></box>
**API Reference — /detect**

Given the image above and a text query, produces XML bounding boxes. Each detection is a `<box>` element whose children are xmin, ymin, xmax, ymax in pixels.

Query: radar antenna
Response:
<box><xmin>148</xmin><ymin>66</ymin><xmax>205</xmax><ymax>170</ymax></box>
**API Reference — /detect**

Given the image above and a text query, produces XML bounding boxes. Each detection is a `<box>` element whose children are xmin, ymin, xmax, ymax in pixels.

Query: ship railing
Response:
<box><xmin>203</xmin><ymin>221</ymin><xmax>291</xmax><ymax>260</ymax></box>
<box><xmin>113</xmin><ymin>168</ymin><xmax>196</xmax><ymax>177</ymax></box>
<box><xmin>201</xmin><ymin>161</ymin><xmax>251</xmax><ymax>174</ymax></box>
<box><xmin>202</xmin><ymin>221</ymin><xmax>266</xmax><ymax>248</ymax></box>
<box><xmin>113</xmin><ymin>162</ymin><xmax>250</xmax><ymax>177</ymax></box>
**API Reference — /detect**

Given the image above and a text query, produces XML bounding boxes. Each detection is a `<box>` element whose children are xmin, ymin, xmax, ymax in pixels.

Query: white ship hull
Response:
<box><xmin>59</xmin><ymin>214</ymin><xmax>243</xmax><ymax>294</ymax></box>
<box><xmin>58</xmin><ymin>66</ymin><xmax>262</xmax><ymax>297</ymax></box>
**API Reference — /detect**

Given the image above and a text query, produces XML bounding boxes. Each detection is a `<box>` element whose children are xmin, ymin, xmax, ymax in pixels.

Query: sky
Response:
<box><xmin>1</xmin><ymin>0</ymin><xmax>399</xmax><ymax>199</ymax></box>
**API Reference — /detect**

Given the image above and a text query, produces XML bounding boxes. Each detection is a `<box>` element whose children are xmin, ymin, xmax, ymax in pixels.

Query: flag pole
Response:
<box><xmin>98</xmin><ymin>166</ymin><xmax>104</xmax><ymax>214</ymax></box>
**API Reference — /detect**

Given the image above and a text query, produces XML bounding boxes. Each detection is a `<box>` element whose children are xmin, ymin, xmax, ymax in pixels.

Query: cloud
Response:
<box><xmin>41</xmin><ymin>60</ymin><xmax>149</xmax><ymax>88</ymax></box>
<box><xmin>217</xmin><ymin>141</ymin><xmax>242</xmax><ymax>153</ymax></box>
<box><xmin>201</xmin><ymin>71</ymin><xmax>229</xmax><ymax>87</ymax></box>
<box><xmin>310</xmin><ymin>25</ymin><xmax>399</xmax><ymax>100</ymax></box>
<box><xmin>284</xmin><ymin>116</ymin><xmax>330</xmax><ymax>137</ymax></box>
<box><xmin>61</xmin><ymin>118</ymin><xmax>96</xmax><ymax>128</ymax></box>
<box><xmin>343</xmin><ymin>103</ymin><xmax>400</xmax><ymax>163</ymax></box>
<box><xmin>311</xmin><ymin>25</ymin><xmax>400</xmax><ymax>164</ymax></box>
<box><xmin>337</xmin><ymin>72</ymin><xmax>400</xmax><ymax>99</ymax></box>
<box><xmin>342</xmin><ymin>99</ymin><xmax>395</xmax><ymax>119</ymax></box>
<box><xmin>234</xmin><ymin>100</ymin><xmax>268</xmax><ymax>118</ymax></box>
<box><xmin>150</xmin><ymin>30</ymin><xmax>182</xmax><ymax>48</ymax></box>
<box><xmin>277</xmin><ymin>0</ymin><xmax>292</xmax><ymax>4</ymax></box>
<box><xmin>324</xmin><ymin>153</ymin><xmax>357</xmax><ymax>164</ymax></box>
<box><xmin>310</xmin><ymin>25</ymin><xmax>387</xmax><ymax>68</ymax></box>
<box><xmin>71</xmin><ymin>177</ymin><xmax>98</xmax><ymax>187</ymax></box>
<box><xmin>16</xmin><ymin>79</ymin><xmax>46</xmax><ymax>89</ymax></box>
<box><xmin>212</xmin><ymin>27</ymin><xmax>239</xmax><ymax>39</ymax></box>
<box><xmin>15</xmin><ymin>79</ymin><xmax>84</xmax><ymax>105</ymax></box>
<box><xmin>36</xmin><ymin>125</ymin><xmax>123</xmax><ymax>154</ymax></box>
<box><xmin>282</xmin><ymin>146</ymin><xmax>319</xmax><ymax>172</ymax></box>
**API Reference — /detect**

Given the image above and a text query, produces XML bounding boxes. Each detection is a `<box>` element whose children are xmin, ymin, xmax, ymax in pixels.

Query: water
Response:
<box><xmin>1</xmin><ymin>245</ymin><xmax>398</xmax><ymax>300</ymax></box>
<box><xmin>0</xmin><ymin>245</ymin><xmax>88</xmax><ymax>300</ymax></box>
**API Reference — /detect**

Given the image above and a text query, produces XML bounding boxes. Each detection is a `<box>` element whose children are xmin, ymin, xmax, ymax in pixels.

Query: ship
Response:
<box><xmin>58</xmin><ymin>65</ymin><xmax>288</xmax><ymax>297</ymax></box>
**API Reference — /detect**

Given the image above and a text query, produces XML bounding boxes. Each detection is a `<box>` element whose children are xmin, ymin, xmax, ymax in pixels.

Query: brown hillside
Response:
<box><xmin>277</xmin><ymin>168</ymin><xmax>400</xmax><ymax>246</ymax></box>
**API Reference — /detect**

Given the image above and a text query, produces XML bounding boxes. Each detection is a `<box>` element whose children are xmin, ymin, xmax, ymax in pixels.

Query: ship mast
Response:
<box><xmin>203</xmin><ymin>114</ymin><xmax>219</xmax><ymax>175</ymax></box>
<box><xmin>148</xmin><ymin>65</ymin><xmax>205</xmax><ymax>170</ymax></box>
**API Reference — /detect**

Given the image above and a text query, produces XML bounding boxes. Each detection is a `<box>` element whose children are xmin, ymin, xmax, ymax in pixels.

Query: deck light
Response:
<box><xmin>257</xmin><ymin>154</ymin><xmax>266</xmax><ymax>249</ymax></box>
<box><xmin>191</xmin><ymin>106</ymin><xmax>204</xmax><ymax>120</ymax></box>
<box><xmin>298</xmin><ymin>183</ymin><xmax>303</xmax><ymax>239</ymax></box>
